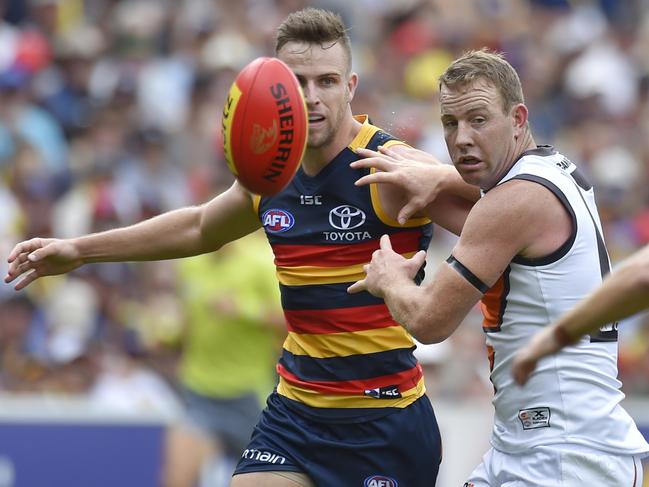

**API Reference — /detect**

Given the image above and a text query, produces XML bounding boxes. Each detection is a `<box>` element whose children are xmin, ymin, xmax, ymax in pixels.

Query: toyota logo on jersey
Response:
<box><xmin>328</xmin><ymin>205</ymin><xmax>366</xmax><ymax>230</ymax></box>
<box><xmin>262</xmin><ymin>209</ymin><xmax>294</xmax><ymax>233</ymax></box>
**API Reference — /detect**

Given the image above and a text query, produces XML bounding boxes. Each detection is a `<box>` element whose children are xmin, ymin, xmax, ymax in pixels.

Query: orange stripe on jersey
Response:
<box><xmin>272</xmin><ymin>231</ymin><xmax>424</xmax><ymax>268</ymax></box>
<box><xmin>480</xmin><ymin>267</ymin><xmax>510</xmax><ymax>332</ymax></box>
<box><xmin>277</xmin><ymin>363</ymin><xmax>422</xmax><ymax>395</ymax></box>
<box><xmin>284</xmin><ymin>304</ymin><xmax>397</xmax><ymax>334</ymax></box>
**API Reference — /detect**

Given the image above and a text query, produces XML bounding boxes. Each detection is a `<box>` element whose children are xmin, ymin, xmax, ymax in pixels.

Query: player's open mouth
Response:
<box><xmin>458</xmin><ymin>156</ymin><xmax>481</xmax><ymax>166</ymax></box>
<box><xmin>308</xmin><ymin>114</ymin><xmax>325</xmax><ymax>125</ymax></box>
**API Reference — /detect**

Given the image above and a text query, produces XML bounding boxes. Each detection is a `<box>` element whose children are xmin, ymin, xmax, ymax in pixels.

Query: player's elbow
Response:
<box><xmin>407</xmin><ymin>314</ymin><xmax>454</xmax><ymax>344</ymax></box>
<box><xmin>412</xmin><ymin>329</ymin><xmax>452</xmax><ymax>345</ymax></box>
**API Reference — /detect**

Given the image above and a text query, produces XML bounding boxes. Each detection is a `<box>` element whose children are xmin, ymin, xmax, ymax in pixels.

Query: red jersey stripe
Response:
<box><xmin>276</xmin><ymin>363</ymin><xmax>423</xmax><ymax>395</ymax></box>
<box><xmin>284</xmin><ymin>304</ymin><xmax>397</xmax><ymax>334</ymax></box>
<box><xmin>272</xmin><ymin>231</ymin><xmax>423</xmax><ymax>267</ymax></box>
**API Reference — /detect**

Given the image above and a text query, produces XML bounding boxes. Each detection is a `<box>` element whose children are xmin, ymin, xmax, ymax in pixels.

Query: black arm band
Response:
<box><xmin>445</xmin><ymin>255</ymin><xmax>490</xmax><ymax>294</ymax></box>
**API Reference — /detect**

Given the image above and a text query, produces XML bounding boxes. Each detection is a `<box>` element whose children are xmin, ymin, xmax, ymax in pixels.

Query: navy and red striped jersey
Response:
<box><xmin>254</xmin><ymin>116</ymin><xmax>432</xmax><ymax>420</ymax></box>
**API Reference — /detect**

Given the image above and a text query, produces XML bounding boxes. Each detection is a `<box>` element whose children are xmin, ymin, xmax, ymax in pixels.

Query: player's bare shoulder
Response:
<box><xmin>481</xmin><ymin>179</ymin><xmax>573</xmax><ymax>259</ymax></box>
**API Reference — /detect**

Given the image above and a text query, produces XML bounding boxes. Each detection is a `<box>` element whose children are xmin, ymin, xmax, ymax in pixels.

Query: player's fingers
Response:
<box><xmin>512</xmin><ymin>356</ymin><xmax>535</xmax><ymax>386</ymax></box>
<box><xmin>350</xmin><ymin>156</ymin><xmax>391</xmax><ymax>172</ymax></box>
<box><xmin>354</xmin><ymin>171</ymin><xmax>394</xmax><ymax>187</ymax></box>
<box><xmin>28</xmin><ymin>240</ymin><xmax>64</xmax><ymax>263</ymax></box>
<box><xmin>411</xmin><ymin>250</ymin><xmax>427</xmax><ymax>267</ymax></box>
<box><xmin>7</xmin><ymin>238</ymin><xmax>42</xmax><ymax>262</ymax></box>
<box><xmin>347</xmin><ymin>279</ymin><xmax>366</xmax><ymax>294</ymax></box>
<box><xmin>379</xmin><ymin>234</ymin><xmax>393</xmax><ymax>251</ymax></box>
<box><xmin>354</xmin><ymin>147</ymin><xmax>381</xmax><ymax>158</ymax></box>
<box><xmin>4</xmin><ymin>259</ymin><xmax>34</xmax><ymax>283</ymax></box>
<box><xmin>13</xmin><ymin>269</ymin><xmax>40</xmax><ymax>291</ymax></box>
<box><xmin>377</xmin><ymin>145</ymin><xmax>404</xmax><ymax>160</ymax></box>
<box><xmin>397</xmin><ymin>202</ymin><xmax>420</xmax><ymax>225</ymax></box>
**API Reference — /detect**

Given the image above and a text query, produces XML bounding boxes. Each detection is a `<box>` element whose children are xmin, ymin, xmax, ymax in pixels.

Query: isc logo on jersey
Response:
<box><xmin>364</xmin><ymin>476</ymin><xmax>398</xmax><ymax>487</ymax></box>
<box><xmin>262</xmin><ymin>209</ymin><xmax>294</xmax><ymax>233</ymax></box>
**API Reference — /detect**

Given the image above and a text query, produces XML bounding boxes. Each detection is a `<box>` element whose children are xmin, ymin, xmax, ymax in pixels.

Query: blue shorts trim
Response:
<box><xmin>234</xmin><ymin>392</ymin><xmax>441</xmax><ymax>486</ymax></box>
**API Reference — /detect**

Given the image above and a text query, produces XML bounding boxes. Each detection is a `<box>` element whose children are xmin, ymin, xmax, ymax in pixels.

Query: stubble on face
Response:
<box><xmin>440</xmin><ymin>79</ymin><xmax>518</xmax><ymax>189</ymax></box>
<box><xmin>278</xmin><ymin>42</ymin><xmax>352</xmax><ymax>152</ymax></box>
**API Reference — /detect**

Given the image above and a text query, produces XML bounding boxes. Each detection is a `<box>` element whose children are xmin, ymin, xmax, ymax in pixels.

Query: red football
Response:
<box><xmin>221</xmin><ymin>57</ymin><xmax>308</xmax><ymax>195</ymax></box>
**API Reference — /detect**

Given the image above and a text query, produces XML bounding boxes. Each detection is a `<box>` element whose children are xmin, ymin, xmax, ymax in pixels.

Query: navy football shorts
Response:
<box><xmin>233</xmin><ymin>391</ymin><xmax>442</xmax><ymax>486</ymax></box>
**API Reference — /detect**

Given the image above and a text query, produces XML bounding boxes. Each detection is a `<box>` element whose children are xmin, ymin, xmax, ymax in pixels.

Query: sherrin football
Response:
<box><xmin>222</xmin><ymin>57</ymin><xmax>308</xmax><ymax>195</ymax></box>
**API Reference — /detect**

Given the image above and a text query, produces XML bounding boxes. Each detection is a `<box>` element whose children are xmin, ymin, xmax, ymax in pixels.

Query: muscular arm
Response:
<box><xmin>350</xmin><ymin>180</ymin><xmax>572</xmax><ymax>343</ymax></box>
<box><xmin>5</xmin><ymin>181</ymin><xmax>261</xmax><ymax>289</ymax></box>
<box><xmin>512</xmin><ymin>243</ymin><xmax>649</xmax><ymax>384</ymax></box>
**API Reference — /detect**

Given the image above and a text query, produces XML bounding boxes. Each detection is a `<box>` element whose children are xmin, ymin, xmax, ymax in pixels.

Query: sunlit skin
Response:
<box><xmin>440</xmin><ymin>78</ymin><xmax>534</xmax><ymax>190</ymax></box>
<box><xmin>277</xmin><ymin>41</ymin><xmax>360</xmax><ymax>175</ymax></box>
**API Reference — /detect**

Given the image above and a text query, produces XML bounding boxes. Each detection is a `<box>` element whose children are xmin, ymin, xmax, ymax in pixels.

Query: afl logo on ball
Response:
<box><xmin>364</xmin><ymin>475</ymin><xmax>398</xmax><ymax>487</ymax></box>
<box><xmin>329</xmin><ymin>205</ymin><xmax>366</xmax><ymax>230</ymax></box>
<box><xmin>262</xmin><ymin>209</ymin><xmax>294</xmax><ymax>233</ymax></box>
<box><xmin>250</xmin><ymin>120</ymin><xmax>278</xmax><ymax>155</ymax></box>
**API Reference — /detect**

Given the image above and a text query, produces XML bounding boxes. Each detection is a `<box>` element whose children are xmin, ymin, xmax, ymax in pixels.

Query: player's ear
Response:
<box><xmin>347</xmin><ymin>72</ymin><xmax>359</xmax><ymax>103</ymax></box>
<box><xmin>512</xmin><ymin>103</ymin><xmax>528</xmax><ymax>137</ymax></box>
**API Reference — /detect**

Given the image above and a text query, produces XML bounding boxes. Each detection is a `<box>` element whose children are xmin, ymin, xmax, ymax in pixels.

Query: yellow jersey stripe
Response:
<box><xmin>277</xmin><ymin>376</ymin><xmax>426</xmax><ymax>409</ymax></box>
<box><xmin>275</xmin><ymin>251</ymin><xmax>417</xmax><ymax>286</ymax></box>
<box><xmin>284</xmin><ymin>327</ymin><xmax>415</xmax><ymax>358</ymax></box>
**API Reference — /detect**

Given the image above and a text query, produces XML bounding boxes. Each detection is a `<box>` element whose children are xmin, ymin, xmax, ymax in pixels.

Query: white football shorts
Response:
<box><xmin>465</xmin><ymin>444</ymin><xmax>644</xmax><ymax>487</ymax></box>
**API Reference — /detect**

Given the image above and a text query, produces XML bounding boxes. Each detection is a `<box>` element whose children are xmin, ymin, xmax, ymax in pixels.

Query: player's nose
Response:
<box><xmin>454</xmin><ymin>120</ymin><xmax>474</xmax><ymax>148</ymax></box>
<box><xmin>302</xmin><ymin>81</ymin><xmax>320</xmax><ymax>106</ymax></box>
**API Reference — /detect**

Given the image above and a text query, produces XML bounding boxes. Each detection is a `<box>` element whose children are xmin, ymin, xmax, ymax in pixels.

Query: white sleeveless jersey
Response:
<box><xmin>482</xmin><ymin>146</ymin><xmax>649</xmax><ymax>455</ymax></box>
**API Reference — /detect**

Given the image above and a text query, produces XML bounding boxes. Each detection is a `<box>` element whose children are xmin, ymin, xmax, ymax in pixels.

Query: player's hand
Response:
<box><xmin>512</xmin><ymin>325</ymin><xmax>564</xmax><ymax>386</ymax></box>
<box><xmin>5</xmin><ymin>238</ymin><xmax>83</xmax><ymax>290</ymax></box>
<box><xmin>351</xmin><ymin>146</ymin><xmax>452</xmax><ymax>224</ymax></box>
<box><xmin>347</xmin><ymin>234</ymin><xmax>427</xmax><ymax>296</ymax></box>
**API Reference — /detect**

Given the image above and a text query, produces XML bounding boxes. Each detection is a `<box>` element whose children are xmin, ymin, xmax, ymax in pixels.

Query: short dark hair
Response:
<box><xmin>439</xmin><ymin>49</ymin><xmax>525</xmax><ymax>113</ymax></box>
<box><xmin>275</xmin><ymin>8</ymin><xmax>352</xmax><ymax>73</ymax></box>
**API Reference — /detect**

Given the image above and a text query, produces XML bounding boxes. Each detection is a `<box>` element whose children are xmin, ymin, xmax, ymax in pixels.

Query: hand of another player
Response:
<box><xmin>347</xmin><ymin>234</ymin><xmax>427</xmax><ymax>297</ymax></box>
<box><xmin>351</xmin><ymin>146</ymin><xmax>452</xmax><ymax>225</ymax></box>
<box><xmin>5</xmin><ymin>238</ymin><xmax>83</xmax><ymax>291</ymax></box>
<box><xmin>511</xmin><ymin>325</ymin><xmax>564</xmax><ymax>386</ymax></box>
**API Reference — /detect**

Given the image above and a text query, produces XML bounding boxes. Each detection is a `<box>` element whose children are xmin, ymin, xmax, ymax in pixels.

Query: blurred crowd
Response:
<box><xmin>1</xmin><ymin>0</ymin><xmax>649</xmax><ymax>419</ymax></box>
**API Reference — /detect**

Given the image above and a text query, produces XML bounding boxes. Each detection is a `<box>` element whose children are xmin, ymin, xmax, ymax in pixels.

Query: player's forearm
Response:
<box><xmin>383</xmin><ymin>283</ymin><xmax>458</xmax><ymax>344</ymax></box>
<box><xmin>441</xmin><ymin>167</ymin><xmax>481</xmax><ymax>202</ymax></box>
<box><xmin>74</xmin><ymin>206</ymin><xmax>210</xmax><ymax>263</ymax></box>
<box><xmin>383</xmin><ymin>283</ymin><xmax>427</xmax><ymax>338</ymax></box>
<box><xmin>556</xmin><ymin>253</ymin><xmax>649</xmax><ymax>339</ymax></box>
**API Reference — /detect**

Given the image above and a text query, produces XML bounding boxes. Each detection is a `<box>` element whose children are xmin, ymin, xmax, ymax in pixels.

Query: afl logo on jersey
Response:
<box><xmin>262</xmin><ymin>209</ymin><xmax>294</xmax><ymax>233</ymax></box>
<box><xmin>329</xmin><ymin>205</ymin><xmax>366</xmax><ymax>230</ymax></box>
<box><xmin>364</xmin><ymin>476</ymin><xmax>398</xmax><ymax>487</ymax></box>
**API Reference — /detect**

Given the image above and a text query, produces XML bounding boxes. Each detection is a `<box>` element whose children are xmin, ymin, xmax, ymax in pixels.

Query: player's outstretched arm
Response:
<box><xmin>512</xmin><ymin>243</ymin><xmax>649</xmax><ymax>386</ymax></box>
<box><xmin>351</xmin><ymin>145</ymin><xmax>479</xmax><ymax>230</ymax></box>
<box><xmin>5</xmin><ymin>181</ymin><xmax>260</xmax><ymax>290</ymax></box>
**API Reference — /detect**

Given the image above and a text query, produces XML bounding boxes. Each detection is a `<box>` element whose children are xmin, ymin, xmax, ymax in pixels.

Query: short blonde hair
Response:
<box><xmin>440</xmin><ymin>49</ymin><xmax>525</xmax><ymax>113</ymax></box>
